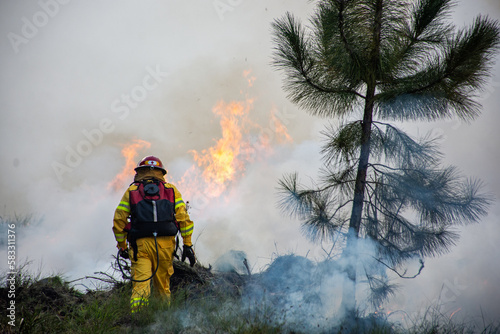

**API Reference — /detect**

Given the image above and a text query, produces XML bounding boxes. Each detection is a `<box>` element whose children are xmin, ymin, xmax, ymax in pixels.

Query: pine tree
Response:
<box><xmin>272</xmin><ymin>0</ymin><xmax>499</xmax><ymax>315</ymax></box>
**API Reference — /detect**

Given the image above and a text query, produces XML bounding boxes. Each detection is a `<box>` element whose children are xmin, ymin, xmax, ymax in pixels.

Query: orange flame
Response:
<box><xmin>109</xmin><ymin>139</ymin><xmax>151</xmax><ymax>191</ymax></box>
<box><xmin>103</xmin><ymin>71</ymin><xmax>294</xmax><ymax>207</ymax></box>
<box><xmin>243</xmin><ymin>69</ymin><xmax>256</xmax><ymax>87</ymax></box>
<box><xmin>450</xmin><ymin>308</ymin><xmax>462</xmax><ymax>319</ymax></box>
<box><xmin>270</xmin><ymin>107</ymin><xmax>293</xmax><ymax>144</ymax></box>
<box><xmin>177</xmin><ymin>93</ymin><xmax>293</xmax><ymax>203</ymax></box>
<box><xmin>187</xmin><ymin>98</ymin><xmax>256</xmax><ymax>197</ymax></box>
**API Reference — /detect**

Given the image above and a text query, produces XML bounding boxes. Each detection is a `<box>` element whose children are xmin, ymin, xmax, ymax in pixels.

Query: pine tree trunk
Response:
<box><xmin>340</xmin><ymin>0</ymin><xmax>382</xmax><ymax>316</ymax></box>
<box><xmin>340</xmin><ymin>90</ymin><xmax>374</xmax><ymax>315</ymax></box>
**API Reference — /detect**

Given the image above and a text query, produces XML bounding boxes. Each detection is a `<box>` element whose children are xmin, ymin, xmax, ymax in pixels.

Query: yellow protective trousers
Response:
<box><xmin>129</xmin><ymin>235</ymin><xmax>176</xmax><ymax>313</ymax></box>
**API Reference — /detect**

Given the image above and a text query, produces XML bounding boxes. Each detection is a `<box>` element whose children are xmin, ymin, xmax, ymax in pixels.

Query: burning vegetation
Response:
<box><xmin>108</xmin><ymin>69</ymin><xmax>292</xmax><ymax>202</ymax></box>
<box><xmin>3</xmin><ymin>253</ymin><xmax>499</xmax><ymax>333</ymax></box>
<box><xmin>178</xmin><ymin>89</ymin><xmax>292</xmax><ymax>201</ymax></box>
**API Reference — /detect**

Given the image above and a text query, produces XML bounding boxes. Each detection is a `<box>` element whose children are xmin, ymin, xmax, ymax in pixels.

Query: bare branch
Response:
<box><xmin>373</xmin><ymin>257</ymin><xmax>425</xmax><ymax>279</ymax></box>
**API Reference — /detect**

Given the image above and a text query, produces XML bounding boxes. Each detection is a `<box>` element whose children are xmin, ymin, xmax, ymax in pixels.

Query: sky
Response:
<box><xmin>1</xmin><ymin>0</ymin><xmax>499</xmax><ymax>328</ymax></box>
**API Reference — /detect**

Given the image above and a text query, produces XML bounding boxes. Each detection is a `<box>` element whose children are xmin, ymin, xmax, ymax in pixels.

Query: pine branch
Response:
<box><xmin>373</xmin><ymin>257</ymin><xmax>425</xmax><ymax>279</ymax></box>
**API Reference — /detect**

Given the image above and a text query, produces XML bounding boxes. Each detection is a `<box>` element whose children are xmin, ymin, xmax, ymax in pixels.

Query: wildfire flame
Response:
<box><xmin>110</xmin><ymin>71</ymin><xmax>293</xmax><ymax>206</ymax></box>
<box><xmin>450</xmin><ymin>307</ymin><xmax>462</xmax><ymax>319</ymax></box>
<box><xmin>243</xmin><ymin>69</ymin><xmax>256</xmax><ymax>87</ymax></box>
<box><xmin>178</xmin><ymin>90</ymin><xmax>292</xmax><ymax>202</ymax></box>
<box><xmin>187</xmin><ymin>98</ymin><xmax>256</xmax><ymax>197</ymax></box>
<box><xmin>109</xmin><ymin>139</ymin><xmax>151</xmax><ymax>191</ymax></box>
<box><xmin>270</xmin><ymin>106</ymin><xmax>293</xmax><ymax>144</ymax></box>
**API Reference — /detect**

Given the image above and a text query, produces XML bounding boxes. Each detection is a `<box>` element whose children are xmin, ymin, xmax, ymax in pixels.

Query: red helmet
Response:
<box><xmin>134</xmin><ymin>155</ymin><xmax>167</xmax><ymax>174</ymax></box>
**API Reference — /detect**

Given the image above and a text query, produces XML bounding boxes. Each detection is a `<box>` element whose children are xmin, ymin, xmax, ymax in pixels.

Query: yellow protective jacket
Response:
<box><xmin>112</xmin><ymin>169</ymin><xmax>194</xmax><ymax>249</ymax></box>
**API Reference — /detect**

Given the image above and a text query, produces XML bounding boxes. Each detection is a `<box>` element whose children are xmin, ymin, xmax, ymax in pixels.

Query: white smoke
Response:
<box><xmin>1</xmin><ymin>0</ymin><xmax>499</xmax><ymax>330</ymax></box>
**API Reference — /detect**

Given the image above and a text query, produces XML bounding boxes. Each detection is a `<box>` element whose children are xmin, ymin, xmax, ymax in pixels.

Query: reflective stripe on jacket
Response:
<box><xmin>113</xmin><ymin>169</ymin><xmax>194</xmax><ymax>248</ymax></box>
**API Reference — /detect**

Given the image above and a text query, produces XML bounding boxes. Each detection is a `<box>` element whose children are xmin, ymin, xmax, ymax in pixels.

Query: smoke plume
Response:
<box><xmin>1</xmin><ymin>0</ymin><xmax>499</xmax><ymax>330</ymax></box>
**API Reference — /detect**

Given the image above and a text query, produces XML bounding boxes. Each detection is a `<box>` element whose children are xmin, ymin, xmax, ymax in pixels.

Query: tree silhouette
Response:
<box><xmin>272</xmin><ymin>0</ymin><xmax>499</xmax><ymax>314</ymax></box>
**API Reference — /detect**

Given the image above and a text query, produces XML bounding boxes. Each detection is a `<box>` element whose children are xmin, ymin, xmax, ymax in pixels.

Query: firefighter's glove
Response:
<box><xmin>181</xmin><ymin>245</ymin><xmax>196</xmax><ymax>267</ymax></box>
<box><xmin>119</xmin><ymin>248</ymin><xmax>129</xmax><ymax>260</ymax></box>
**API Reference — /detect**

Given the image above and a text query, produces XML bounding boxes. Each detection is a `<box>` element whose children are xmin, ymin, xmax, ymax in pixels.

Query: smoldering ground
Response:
<box><xmin>1</xmin><ymin>0</ymin><xmax>500</xmax><ymax>330</ymax></box>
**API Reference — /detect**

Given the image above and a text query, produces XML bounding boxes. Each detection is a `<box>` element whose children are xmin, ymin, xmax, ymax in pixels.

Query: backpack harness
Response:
<box><xmin>117</xmin><ymin>178</ymin><xmax>180</xmax><ymax>282</ymax></box>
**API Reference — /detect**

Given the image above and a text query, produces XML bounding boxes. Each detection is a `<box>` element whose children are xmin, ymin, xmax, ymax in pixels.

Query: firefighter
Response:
<box><xmin>112</xmin><ymin>155</ymin><xmax>196</xmax><ymax>313</ymax></box>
